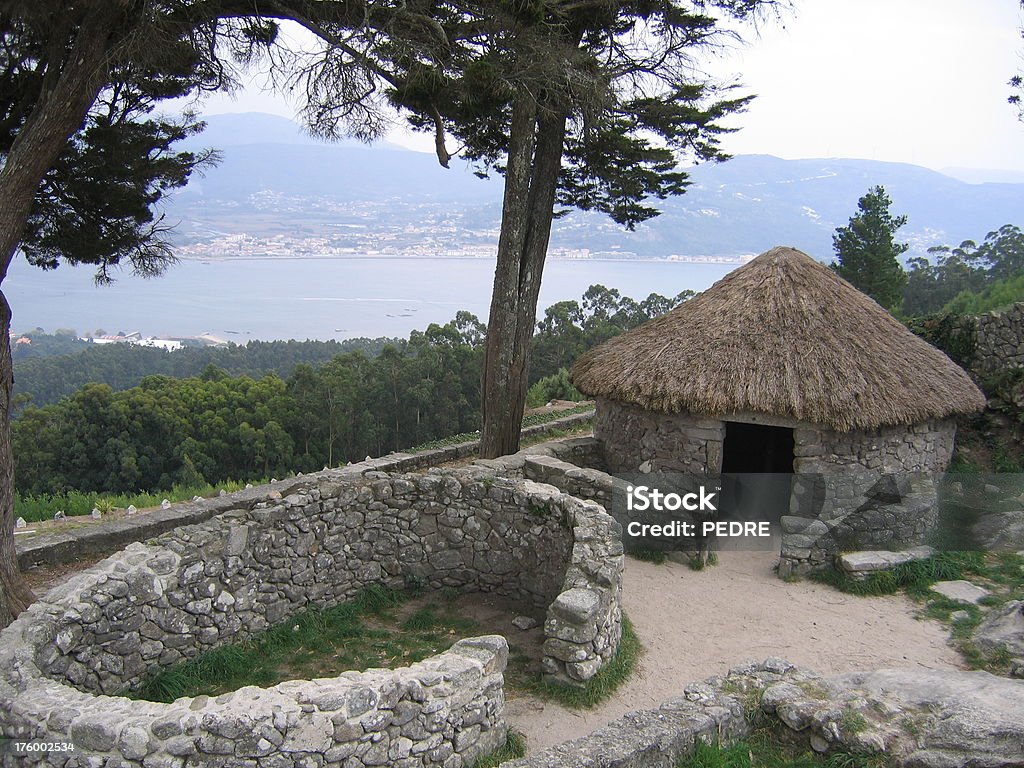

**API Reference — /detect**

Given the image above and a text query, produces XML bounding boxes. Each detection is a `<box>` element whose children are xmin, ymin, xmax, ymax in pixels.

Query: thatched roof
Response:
<box><xmin>571</xmin><ymin>246</ymin><xmax>985</xmax><ymax>431</ymax></box>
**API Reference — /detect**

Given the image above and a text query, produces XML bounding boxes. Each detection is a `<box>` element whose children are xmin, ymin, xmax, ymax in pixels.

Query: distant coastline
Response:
<box><xmin>177</xmin><ymin>253</ymin><xmax>756</xmax><ymax>265</ymax></box>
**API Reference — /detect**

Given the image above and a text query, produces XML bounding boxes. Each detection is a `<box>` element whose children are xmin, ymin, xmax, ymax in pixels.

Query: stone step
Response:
<box><xmin>837</xmin><ymin>546</ymin><xmax>935</xmax><ymax>577</ymax></box>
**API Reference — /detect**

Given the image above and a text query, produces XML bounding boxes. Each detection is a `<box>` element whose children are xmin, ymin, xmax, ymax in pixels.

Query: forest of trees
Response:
<box><xmin>831</xmin><ymin>187</ymin><xmax>1024</xmax><ymax>319</ymax></box>
<box><xmin>13</xmin><ymin>336</ymin><xmax>396</xmax><ymax>408</ymax></box>
<box><xmin>903</xmin><ymin>224</ymin><xmax>1024</xmax><ymax>316</ymax></box>
<box><xmin>13</xmin><ymin>286</ymin><xmax>687</xmax><ymax>498</ymax></box>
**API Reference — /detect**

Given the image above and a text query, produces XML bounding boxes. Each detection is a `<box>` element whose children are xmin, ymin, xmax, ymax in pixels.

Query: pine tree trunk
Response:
<box><xmin>479</xmin><ymin>98</ymin><xmax>569</xmax><ymax>459</ymax></box>
<box><xmin>0</xmin><ymin>17</ymin><xmax>112</xmax><ymax>628</ymax></box>
<box><xmin>0</xmin><ymin>291</ymin><xmax>33</xmax><ymax>627</ymax></box>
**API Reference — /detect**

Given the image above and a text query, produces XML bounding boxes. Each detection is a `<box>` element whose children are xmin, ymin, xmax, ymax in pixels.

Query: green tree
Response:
<box><xmin>832</xmin><ymin>186</ymin><xmax>908</xmax><ymax>312</ymax></box>
<box><xmin>415</xmin><ymin>1</ymin><xmax>775</xmax><ymax>458</ymax></box>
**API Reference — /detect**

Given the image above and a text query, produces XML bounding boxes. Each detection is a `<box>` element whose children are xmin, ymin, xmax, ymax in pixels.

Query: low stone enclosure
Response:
<box><xmin>0</xmin><ymin>465</ymin><xmax>623</xmax><ymax>767</ymax></box>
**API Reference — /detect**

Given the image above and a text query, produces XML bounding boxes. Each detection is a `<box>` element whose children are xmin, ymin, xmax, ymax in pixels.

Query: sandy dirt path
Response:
<box><xmin>506</xmin><ymin>551</ymin><xmax>964</xmax><ymax>753</ymax></box>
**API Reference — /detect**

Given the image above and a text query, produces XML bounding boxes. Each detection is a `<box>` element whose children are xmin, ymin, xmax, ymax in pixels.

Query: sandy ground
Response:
<box><xmin>506</xmin><ymin>550</ymin><xmax>964</xmax><ymax>753</ymax></box>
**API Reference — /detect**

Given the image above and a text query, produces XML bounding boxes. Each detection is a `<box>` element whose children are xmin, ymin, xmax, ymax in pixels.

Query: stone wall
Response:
<box><xmin>972</xmin><ymin>302</ymin><xmax>1024</xmax><ymax>377</ymax></box>
<box><xmin>780</xmin><ymin>419</ymin><xmax>955</xmax><ymax>574</ymax></box>
<box><xmin>0</xmin><ymin>467</ymin><xmax>624</xmax><ymax>766</ymax></box>
<box><xmin>580</xmin><ymin>403</ymin><xmax>957</xmax><ymax>575</ymax></box>
<box><xmin>594</xmin><ymin>399</ymin><xmax>724</xmax><ymax>475</ymax></box>
<box><xmin>16</xmin><ymin>410</ymin><xmax>596</xmax><ymax>572</ymax></box>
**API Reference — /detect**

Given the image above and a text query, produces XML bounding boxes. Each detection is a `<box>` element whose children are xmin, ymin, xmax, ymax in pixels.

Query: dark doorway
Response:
<box><xmin>719</xmin><ymin>421</ymin><xmax>795</xmax><ymax>531</ymax></box>
<box><xmin>721</xmin><ymin>421</ymin><xmax>794</xmax><ymax>474</ymax></box>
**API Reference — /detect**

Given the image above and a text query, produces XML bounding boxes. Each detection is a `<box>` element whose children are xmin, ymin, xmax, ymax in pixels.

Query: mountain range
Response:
<box><xmin>168</xmin><ymin>112</ymin><xmax>1024</xmax><ymax>260</ymax></box>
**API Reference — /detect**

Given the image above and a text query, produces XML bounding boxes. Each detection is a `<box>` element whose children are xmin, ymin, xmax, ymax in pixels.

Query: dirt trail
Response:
<box><xmin>506</xmin><ymin>551</ymin><xmax>963</xmax><ymax>753</ymax></box>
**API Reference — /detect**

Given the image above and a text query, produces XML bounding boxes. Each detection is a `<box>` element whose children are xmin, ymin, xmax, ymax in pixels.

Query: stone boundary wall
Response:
<box><xmin>971</xmin><ymin>302</ymin><xmax>1024</xmax><ymax>377</ymax></box>
<box><xmin>1</xmin><ymin>466</ymin><xmax>624</xmax><ymax>766</ymax></box>
<box><xmin>16</xmin><ymin>410</ymin><xmax>596</xmax><ymax>572</ymax></box>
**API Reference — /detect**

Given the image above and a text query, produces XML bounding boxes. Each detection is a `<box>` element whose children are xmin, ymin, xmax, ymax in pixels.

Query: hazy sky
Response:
<box><xmin>195</xmin><ymin>0</ymin><xmax>1024</xmax><ymax>172</ymax></box>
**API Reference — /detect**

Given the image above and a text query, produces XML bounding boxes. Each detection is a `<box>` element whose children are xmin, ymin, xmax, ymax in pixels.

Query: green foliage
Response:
<box><xmin>903</xmin><ymin>224</ymin><xmax>1024</xmax><ymax>316</ymax></box>
<box><xmin>903</xmin><ymin>312</ymin><xmax>976</xmax><ymax>366</ymax></box>
<box><xmin>810</xmin><ymin>552</ymin><xmax>984</xmax><ymax>597</ymax></box>
<box><xmin>832</xmin><ymin>186</ymin><xmax>908</xmax><ymax>312</ymax></box>
<box><xmin>679</xmin><ymin>727</ymin><xmax>892</xmax><ymax>768</ymax></box>
<box><xmin>14</xmin><ymin>479</ymin><xmax>254</xmax><ymax>523</ymax></box>
<box><xmin>470</xmin><ymin>731</ymin><xmax>527</xmax><ymax>768</ymax></box>
<box><xmin>944</xmin><ymin>272</ymin><xmax>1024</xmax><ymax>315</ymax></box>
<box><xmin>10</xmin><ymin>330</ymin><xmax>87</xmax><ymax>362</ymax></box>
<box><xmin>14</xmin><ymin>337</ymin><xmax>397</xmax><ymax>408</ymax></box>
<box><xmin>629</xmin><ymin>548</ymin><xmax>668</xmax><ymax>565</ymax></box>
<box><xmin>530</xmin><ymin>286</ymin><xmax>692</xmax><ymax>383</ymax></box>
<box><xmin>525</xmin><ymin>368</ymin><xmax>584</xmax><ymax>409</ymax></box>
<box><xmin>529</xmin><ymin>615</ymin><xmax>641</xmax><ymax>709</ymax></box>
<box><xmin>133</xmin><ymin>586</ymin><xmax>416</xmax><ymax>702</ymax></box>
<box><xmin>13</xmin><ymin>283</ymin><xmax>666</xmax><ymax>501</ymax></box>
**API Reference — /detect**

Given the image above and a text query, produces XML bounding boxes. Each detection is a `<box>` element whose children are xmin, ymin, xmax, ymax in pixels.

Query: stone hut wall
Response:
<box><xmin>594</xmin><ymin>399</ymin><xmax>724</xmax><ymax>475</ymax></box>
<box><xmin>590</xmin><ymin>400</ymin><xmax>958</xmax><ymax>574</ymax></box>
<box><xmin>780</xmin><ymin>419</ymin><xmax>955</xmax><ymax>574</ymax></box>
<box><xmin>0</xmin><ymin>468</ymin><xmax>624</xmax><ymax>767</ymax></box>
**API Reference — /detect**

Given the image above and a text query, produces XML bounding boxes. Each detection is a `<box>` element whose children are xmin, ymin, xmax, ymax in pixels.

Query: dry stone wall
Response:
<box><xmin>595</xmin><ymin>399</ymin><xmax>724</xmax><ymax>474</ymax></box>
<box><xmin>780</xmin><ymin>419</ymin><xmax>955</xmax><ymax>574</ymax></box>
<box><xmin>971</xmin><ymin>302</ymin><xmax>1024</xmax><ymax>377</ymax></box>
<box><xmin>0</xmin><ymin>466</ymin><xmax>624</xmax><ymax>766</ymax></box>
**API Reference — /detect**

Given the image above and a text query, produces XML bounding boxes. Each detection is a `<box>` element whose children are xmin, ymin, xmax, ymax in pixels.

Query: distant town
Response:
<box><xmin>11</xmin><ymin>329</ymin><xmax>228</xmax><ymax>351</ymax></box>
<box><xmin>174</xmin><ymin>231</ymin><xmax>756</xmax><ymax>264</ymax></box>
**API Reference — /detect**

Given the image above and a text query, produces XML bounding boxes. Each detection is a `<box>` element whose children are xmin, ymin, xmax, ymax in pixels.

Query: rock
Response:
<box><xmin>14</xmin><ymin>517</ymin><xmax>26</xmax><ymax>529</ymax></box>
<box><xmin>512</xmin><ymin>615</ymin><xmax>539</xmax><ymax>631</ymax></box>
<box><xmin>930</xmin><ymin>580</ymin><xmax>991</xmax><ymax>605</ymax></box>
<box><xmin>837</xmin><ymin>546</ymin><xmax>935</xmax><ymax>575</ymax></box>
<box><xmin>972</xmin><ymin>600</ymin><xmax>1024</xmax><ymax>658</ymax></box>
<box><xmin>950</xmin><ymin>610</ymin><xmax>971</xmax><ymax>623</ymax></box>
<box><xmin>161</xmin><ymin>499</ymin><xmax>171</xmax><ymax>509</ymax></box>
<box><xmin>192</xmin><ymin>496</ymin><xmax>203</xmax><ymax>502</ymax></box>
<box><xmin>550</xmin><ymin>588</ymin><xmax>601</xmax><ymax>624</ymax></box>
<box><xmin>972</xmin><ymin>510</ymin><xmax>1024</xmax><ymax>552</ymax></box>
<box><xmin>91</xmin><ymin>508</ymin><xmax>102</xmax><ymax>520</ymax></box>
<box><xmin>833</xmin><ymin>668</ymin><xmax>1024</xmax><ymax>768</ymax></box>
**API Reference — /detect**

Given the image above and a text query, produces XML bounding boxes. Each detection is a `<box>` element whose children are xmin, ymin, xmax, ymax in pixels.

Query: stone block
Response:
<box><xmin>930</xmin><ymin>580</ymin><xmax>991</xmax><ymax>605</ymax></box>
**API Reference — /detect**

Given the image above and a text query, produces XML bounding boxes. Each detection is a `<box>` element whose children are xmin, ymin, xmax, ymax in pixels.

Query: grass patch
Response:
<box><xmin>679</xmin><ymin>724</ymin><xmax>892</xmax><ymax>768</ymax></box>
<box><xmin>406</xmin><ymin>403</ymin><xmax>594</xmax><ymax>453</ymax></box>
<box><xmin>630</xmin><ymin>548</ymin><xmax>668</xmax><ymax>564</ymax></box>
<box><xmin>131</xmin><ymin>586</ymin><xmax>473</xmax><ymax>702</ymax></box>
<box><xmin>525</xmin><ymin>614</ymin><xmax>641</xmax><ymax>709</ymax></box>
<box><xmin>15</xmin><ymin>479</ymin><xmax>261</xmax><ymax>523</ymax></box>
<box><xmin>813</xmin><ymin>551</ymin><xmax>1024</xmax><ymax>675</ymax></box>
<box><xmin>809</xmin><ymin>552</ymin><xmax>984</xmax><ymax>597</ymax></box>
<box><xmin>470</xmin><ymin>731</ymin><xmax>526</xmax><ymax>768</ymax></box>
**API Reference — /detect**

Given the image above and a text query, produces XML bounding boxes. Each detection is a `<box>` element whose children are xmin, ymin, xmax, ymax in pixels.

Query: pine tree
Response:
<box><xmin>832</xmin><ymin>186</ymin><xmax>909</xmax><ymax>312</ymax></box>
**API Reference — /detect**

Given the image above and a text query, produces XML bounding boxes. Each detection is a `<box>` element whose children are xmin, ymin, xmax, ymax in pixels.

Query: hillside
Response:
<box><xmin>166</xmin><ymin>113</ymin><xmax>1024</xmax><ymax>260</ymax></box>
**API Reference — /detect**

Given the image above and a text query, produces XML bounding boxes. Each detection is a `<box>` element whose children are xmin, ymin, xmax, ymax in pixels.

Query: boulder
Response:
<box><xmin>762</xmin><ymin>667</ymin><xmax>1024</xmax><ymax>767</ymax></box>
<box><xmin>973</xmin><ymin>600</ymin><xmax>1024</xmax><ymax>664</ymax></box>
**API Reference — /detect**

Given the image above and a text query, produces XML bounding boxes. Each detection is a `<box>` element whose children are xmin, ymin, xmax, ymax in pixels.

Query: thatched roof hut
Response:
<box><xmin>572</xmin><ymin>246</ymin><xmax>985</xmax><ymax>431</ymax></box>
